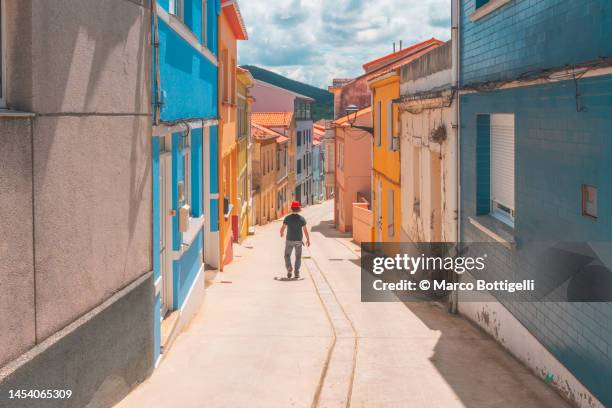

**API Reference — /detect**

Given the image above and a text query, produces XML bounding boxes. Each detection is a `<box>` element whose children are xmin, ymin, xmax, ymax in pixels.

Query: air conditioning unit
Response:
<box><xmin>392</xmin><ymin>136</ymin><xmax>400</xmax><ymax>151</ymax></box>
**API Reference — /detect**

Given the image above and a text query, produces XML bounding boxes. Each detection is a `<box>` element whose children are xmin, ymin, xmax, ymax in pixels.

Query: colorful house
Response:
<box><xmin>332</xmin><ymin>107</ymin><xmax>373</xmax><ymax>233</ymax></box>
<box><xmin>218</xmin><ymin>0</ymin><xmax>248</xmax><ymax>268</ymax></box>
<box><xmin>457</xmin><ymin>1</ymin><xmax>612</xmax><ymax>406</ymax></box>
<box><xmin>250</xmin><ymin>80</ymin><xmax>315</xmax><ymax>207</ymax></box>
<box><xmin>251</xmin><ymin>123</ymin><xmax>281</xmax><ymax>224</ymax></box>
<box><xmin>151</xmin><ymin>0</ymin><xmax>220</xmax><ymax>363</ymax></box>
<box><xmin>369</xmin><ymin>72</ymin><xmax>401</xmax><ymax>242</ymax></box>
<box><xmin>276</xmin><ymin>133</ymin><xmax>290</xmax><ymax>218</ymax></box>
<box><xmin>313</xmin><ymin>124</ymin><xmax>326</xmax><ymax>203</ymax></box>
<box><xmin>236</xmin><ymin>67</ymin><xmax>254</xmax><ymax>242</ymax></box>
<box><xmin>397</xmin><ymin>41</ymin><xmax>456</xmax><ymax>243</ymax></box>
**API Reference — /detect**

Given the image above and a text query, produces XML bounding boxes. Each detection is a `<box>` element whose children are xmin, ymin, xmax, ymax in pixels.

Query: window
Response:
<box><xmin>387</xmin><ymin>189</ymin><xmax>395</xmax><ymax>237</ymax></box>
<box><xmin>490</xmin><ymin>114</ymin><xmax>515</xmax><ymax>226</ymax></box>
<box><xmin>221</xmin><ymin>49</ymin><xmax>229</xmax><ymax>104</ymax></box>
<box><xmin>0</xmin><ymin>0</ymin><xmax>5</xmax><ymax>108</ymax></box>
<box><xmin>582</xmin><ymin>185</ymin><xmax>598</xmax><ymax>219</ymax></box>
<box><xmin>202</xmin><ymin>0</ymin><xmax>208</xmax><ymax>46</ymax></box>
<box><xmin>375</xmin><ymin>101</ymin><xmax>382</xmax><ymax>146</ymax></box>
<box><xmin>169</xmin><ymin>0</ymin><xmax>184</xmax><ymax>20</ymax></box>
<box><xmin>297</xmin><ymin>131</ymin><xmax>302</xmax><ymax>147</ymax></box>
<box><xmin>387</xmin><ymin>101</ymin><xmax>393</xmax><ymax>150</ymax></box>
<box><xmin>179</xmin><ymin>135</ymin><xmax>192</xmax><ymax>210</ymax></box>
<box><xmin>476</xmin><ymin>0</ymin><xmax>490</xmax><ymax>8</ymax></box>
<box><xmin>231</xmin><ymin>58</ymin><xmax>236</xmax><ymax>105</ymax></box>
<box><xmin>297</xmin><ymin>159</ymin><xmax>302</xmax><ymax>174</ymax></box>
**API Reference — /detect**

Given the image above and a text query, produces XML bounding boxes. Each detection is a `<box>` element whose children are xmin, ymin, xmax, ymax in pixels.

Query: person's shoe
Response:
<box><xmin>294</xmin><ymin>271</ymin><xmax>300</xmax><ymax>279</ymax></box>
<box><xmin>287</xmin><ymin>269</ymin><xmax>293</xmax><ymax>279</ymax></box>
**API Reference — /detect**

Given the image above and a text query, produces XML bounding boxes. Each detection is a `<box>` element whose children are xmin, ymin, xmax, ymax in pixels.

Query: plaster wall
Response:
<box><xmin>0</xmin><ymin>118</ymin><xmax>35</xmax><ymax>367</ymax></box>
<box><xmin>250</xmin><ymin>80</ymin><xmax>295</xmax><ymax>112</ymax></box>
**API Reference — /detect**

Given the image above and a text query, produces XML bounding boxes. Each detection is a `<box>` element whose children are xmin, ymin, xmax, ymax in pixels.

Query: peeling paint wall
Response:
<box><xmin>399</xmin><ymin>102</ymin><xmax>457</xmax><ymax>243</ymax></box>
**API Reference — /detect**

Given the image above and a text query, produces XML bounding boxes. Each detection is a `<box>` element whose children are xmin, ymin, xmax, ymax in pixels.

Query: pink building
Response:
<box><xmin>332</xmin><ymin>107</ymin><xmax>372</xmax><ymax>232</ymax></box>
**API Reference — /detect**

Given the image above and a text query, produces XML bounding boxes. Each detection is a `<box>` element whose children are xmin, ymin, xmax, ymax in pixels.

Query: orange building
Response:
<box><xmin>218</xmin><ymin>0</ymin><xmax>248</xmax><ymax>269</ymax></box>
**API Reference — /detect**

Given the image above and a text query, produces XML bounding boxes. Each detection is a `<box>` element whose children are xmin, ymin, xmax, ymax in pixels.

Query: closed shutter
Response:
<box><xmin>387</xmin><ymin>101</ymin><xmax>393</xmax><ymax>150</ymax></box>
<box><xmin>376</xmin><ymin>101</ymin><xmax>382</xmax><ymax>146</ymax></box>
<box><xmin>490</xmin><ymin>114</ymin><xmax>515</xmax><ymax>212</ymax></box>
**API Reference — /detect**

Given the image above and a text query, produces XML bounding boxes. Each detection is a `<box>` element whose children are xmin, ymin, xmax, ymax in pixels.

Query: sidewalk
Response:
<box><xmin>116</xmin><ymin>200</ymin><xmax>570</xmax><ymax>408</ymax></box>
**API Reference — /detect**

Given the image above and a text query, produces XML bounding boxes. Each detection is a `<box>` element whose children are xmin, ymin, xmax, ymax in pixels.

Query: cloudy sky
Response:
<box><xmin>238</xmin><ymin>0</ymin><xmax>451</xmax><ymax>89</ymax></box>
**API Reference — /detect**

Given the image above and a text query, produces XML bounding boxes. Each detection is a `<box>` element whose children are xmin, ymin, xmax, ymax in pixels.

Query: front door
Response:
<box><xmin>159</xmin><ymin>152</ymin><xmax>173</xmax><ymax>315</ymax></box>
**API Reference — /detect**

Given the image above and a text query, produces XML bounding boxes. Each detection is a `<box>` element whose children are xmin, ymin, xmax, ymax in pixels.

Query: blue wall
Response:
<box><xmin>460</xmin><ymin>0</ymin><xmax>612</xmax><ymax>86</ymax></box>
<box><xmin>460</xmin><ymin>75</ymin><xmax>612</xmax><ymax>406</ymax></box>
<box><xmin>158</xmin><ymin>19</ymin><xmax>218</xmax><ymax>122</ymax></box>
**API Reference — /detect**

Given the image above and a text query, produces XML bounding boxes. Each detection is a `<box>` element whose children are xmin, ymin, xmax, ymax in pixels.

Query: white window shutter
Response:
<box><xmin>490</xmin><ymin>114</ymin><xmax>515</xmax><ymax>212</ymax></box>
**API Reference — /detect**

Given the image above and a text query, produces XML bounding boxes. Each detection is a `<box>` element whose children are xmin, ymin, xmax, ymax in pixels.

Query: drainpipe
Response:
<box><xmin>449</xmin><ymin>0</ymin><xmax>461</xmax><ymax>314</ymax></box>
<box><xmin>152</xmin><ymin>0</ymin><xmax>162</xmax><ymax>126</ymax></box>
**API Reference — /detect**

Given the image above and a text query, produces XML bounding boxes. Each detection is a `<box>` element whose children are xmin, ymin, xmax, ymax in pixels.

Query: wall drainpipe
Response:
<box><xmin>152</xmin><ymin>0</ymin><xmax>162</xmax><ymax>126</ymax></box>
<box><xmin>449</xmin><ymin>0</ymin><xmax>461</xmax><ymax>314</ymax></box>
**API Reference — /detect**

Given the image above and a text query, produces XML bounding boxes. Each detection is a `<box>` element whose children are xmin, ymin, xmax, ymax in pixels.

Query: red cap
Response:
<box><xmin>291</xmin><ymin>201</ymin><xmax>301</xmax><ymax>209</ymax></box>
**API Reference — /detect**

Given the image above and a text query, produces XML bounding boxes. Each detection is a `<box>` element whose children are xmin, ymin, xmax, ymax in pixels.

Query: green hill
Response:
<box><xmin>242</xmin><ymin>65</ymin><xmax>333</xmax><ymax>121</ymax></box>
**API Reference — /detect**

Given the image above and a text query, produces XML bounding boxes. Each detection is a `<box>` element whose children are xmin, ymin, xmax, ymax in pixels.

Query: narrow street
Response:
<box><xmin>116</xmin><ymin>200</ymin><xmax>568</xmax><ymax>408</ymax></box>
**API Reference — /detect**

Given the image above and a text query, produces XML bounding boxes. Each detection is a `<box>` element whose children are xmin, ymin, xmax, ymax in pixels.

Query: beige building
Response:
<box><xmin>397</xmin><ymin>41</ymin><xmax>457</xmax><ymax>243</ymax></box>
<box><xmin>251</xmin><ymin>123</ymin><xmax>280</xmax><ymax>225</ymax></box>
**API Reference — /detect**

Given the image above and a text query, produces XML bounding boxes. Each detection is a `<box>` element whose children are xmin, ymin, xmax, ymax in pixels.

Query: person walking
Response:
<box><xmin>280</xmin><ymin>201</ymin><xmax>310</xmax><ymax>279</ymax></box>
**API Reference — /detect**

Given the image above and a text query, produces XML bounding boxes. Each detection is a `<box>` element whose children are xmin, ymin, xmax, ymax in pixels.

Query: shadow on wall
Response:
<box><xmin>23</xmin><ymin>0</ymin><xmax>152</xmax><ymax>340</ymax></box>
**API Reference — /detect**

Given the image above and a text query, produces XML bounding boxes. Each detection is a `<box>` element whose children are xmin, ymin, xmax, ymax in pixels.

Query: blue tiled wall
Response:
<box><xmin>460</xmin><ymin>75</ymin><xmax>612</xmax><ymax>406</ymax></box>
<box><xmin>460</xmin><ymin>0</ymin><xmax>612</xmax><ymax>86</ymax></box>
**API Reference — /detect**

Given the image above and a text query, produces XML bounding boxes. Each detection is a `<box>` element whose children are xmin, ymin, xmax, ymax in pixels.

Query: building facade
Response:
<box><xmin>236</xmin><ymin>67</ymin><xmax>254</xmax><ymax>242</ymax></box>
<box><xmin>276</xmin><ymin>134</ymin><xmax>290</xmax><ymax>218</ymax></box>
<box><xmin>397</xmin><ymin>41</ymin><xmax>457</xmax><ymax>243</ymax></box>
<box><xmin>369</xmin><ymin>72</ymin><xmax>401</xmax><ymax>243</ymax></box>
<box><xmin>457</xmin><ymin>1</ymin><xmax>612</xmax><ymax>407</ymax></box>
<box><xmin>333</xmin><ymin>107</ymin><xmax>373</xmax><ymax>232</ymax></box>
<box><xmin>294</xmin><ymin>98</ymin><xmax>314</xmax><ymax>205</ymax></box>
<box><xmin>151</xmin><ymin>0</ymin><xmax>221</xmax><ymax>363</ymax></box>
<box><xmin>250</xmin><ymin>80</ymin><xmax>315</xmax><ymax>208</ymax></box>
<box><xmin>323</xmin><ymin>121</ymin><xmax>336</xmax><ymax>199</ymax></box>
<box><xmin>218</xmin><ymin>0</ymin><xmax>248</xmax><ymax>269</ymax></box>
<box><xmin>251</xmin><ymin>123</ymin><xmax>280</xmax><ymax>225</ymax></box>
<box><xmin>312</xmin><ymin>123</ymin><xmax>326</xmax><ymax>203</ymax></box>
<box><xmin>0</xmin><ymin>1</ymin><xmax>153</xmax><ymax>406</ymax></box>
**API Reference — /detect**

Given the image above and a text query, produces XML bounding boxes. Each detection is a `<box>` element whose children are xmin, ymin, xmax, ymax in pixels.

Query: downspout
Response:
<box><xmin>152</xmin><ymin>0</ymin><xmax>162</xmax><ymax>126</ymax></box>
<box><xmin>449</xmin><ymin>0</ymin><xmax>461</xmax><ymax>314</ymax></box>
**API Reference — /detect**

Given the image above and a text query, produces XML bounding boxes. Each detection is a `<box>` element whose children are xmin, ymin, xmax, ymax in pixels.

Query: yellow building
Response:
<box><xmin>237</xmin><ymin>67</ymin><xmax>254</xmax><ymax>242</ymax></box>
<box><xmin>369</xmin><ymin>71</ymin><xmax>401</xmax><ymax>242</ymax></box>
<box><xmin>219</xmin><ymin>0</ymin><xmax>247</xmax><ymax>268</ymax></box>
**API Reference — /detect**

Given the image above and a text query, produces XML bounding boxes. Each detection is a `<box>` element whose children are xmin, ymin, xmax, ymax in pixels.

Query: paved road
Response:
<box><xmin>116</xmin><ymin>200</ymin><xmax>569</xmax><ymax>408</ymax></box>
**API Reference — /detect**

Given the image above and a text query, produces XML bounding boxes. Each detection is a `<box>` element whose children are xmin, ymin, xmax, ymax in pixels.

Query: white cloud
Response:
<box><xmin>238</xmin><ymin>0</ymin><xmax>451</xmax><ymax>88</ymax></box>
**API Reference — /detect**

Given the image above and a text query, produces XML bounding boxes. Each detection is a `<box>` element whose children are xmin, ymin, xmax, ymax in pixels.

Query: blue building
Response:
<box><xmin>151</xmin><ymin>0</ymin><xmax>221</xmax><ymax>364</ymax></box>
<box><xmin>458</xmin><ymin>1</ymin><xmax>612</xmax><ymax>406</ymax></box>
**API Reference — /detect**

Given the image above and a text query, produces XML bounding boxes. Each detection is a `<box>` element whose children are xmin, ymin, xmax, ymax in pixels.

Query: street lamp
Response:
<box><xmin>345</xmin><ymin>104</ymin><xmax>374</xmax><ymax>134</ymax></box>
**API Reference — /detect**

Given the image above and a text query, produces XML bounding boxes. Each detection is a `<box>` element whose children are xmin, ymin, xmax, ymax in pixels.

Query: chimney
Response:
<box><xmin>393</xmin><ymin>42</ymin><xmax>396</xmax><ymax>52</ymax></box>
<box><xmin>399</xmin><ymin>40</ymin><xmax>403</xmax><ymax>50</ymax></box>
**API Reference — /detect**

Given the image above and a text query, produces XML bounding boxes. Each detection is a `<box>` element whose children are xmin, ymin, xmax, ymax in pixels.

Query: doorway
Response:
<box><xmin>159</xmin><ymin>151</ymin><xmax>173</xmax><ymax>315</ymax></box>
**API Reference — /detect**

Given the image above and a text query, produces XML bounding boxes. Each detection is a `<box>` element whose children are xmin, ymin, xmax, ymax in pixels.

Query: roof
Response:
<box><xmin>251</xmin><ymin>112</ymin><xmax>294</xmax><ymax>128</ymax></box>
<box><xmin>251</xmin><ymin>123</ymin><xmax>283</xmax><ymax>141</ymax></box>
<box><xmin>221</xmin><ymin>0</ymin><xmax>248</xmax><ymax>40</ymax></box>
<box><xmin>313</xmin><ymin>124</ymin><xmax>326</xmax><ymax>137</ymax></box>
<box><xmin>333</xmin><ymin>106</ymin><xmax>372</xmax><ymax>125</ymax></box>
<box><xmin>237</xmin><ymin>66</ymin><xmax>254</xmax><ymax>86</ymax></box>
<box><xmin>363</xmin><ymin>38</ymin><xmax>444</xmax><ymax>73</ymax></box>
<box><xmin>276</xmin><ymin>135</ymin><xmax>289</xmax><ymax>144</ymax></box>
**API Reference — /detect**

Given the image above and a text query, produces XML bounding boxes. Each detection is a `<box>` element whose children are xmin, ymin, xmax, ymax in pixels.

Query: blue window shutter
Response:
<box><xmin>476</xmin><ymin>114</ymin><xmax>491</xmax><ymax>215</ymax></box>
